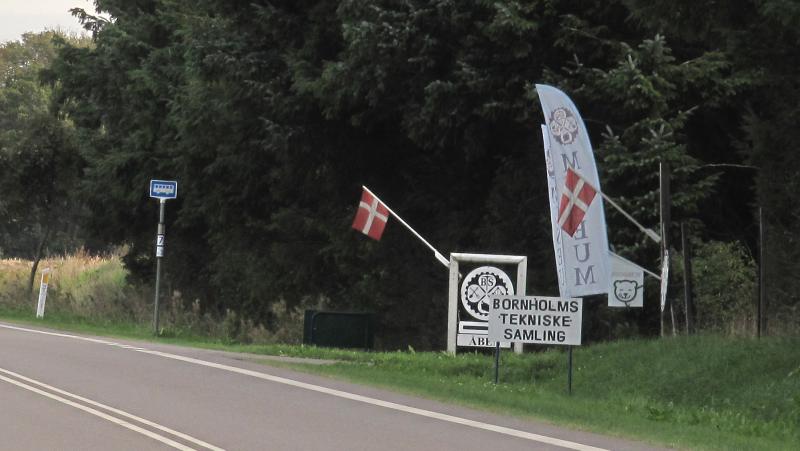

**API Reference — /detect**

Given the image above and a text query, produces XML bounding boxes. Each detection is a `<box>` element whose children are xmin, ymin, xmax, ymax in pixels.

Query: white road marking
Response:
<box><xmin>0</xmin><ymin>323</ymin><xmax>608</xmax><ymax>451</ymax></box>
<box><xmin>0</xmin><ymin>370</ymin><xmax>199</xmax><ymax>451</ymax></box>
<box><xmin>0</xmin><ymin>366</ymin><xmax>224</xmax><ymax>451</ymax></box>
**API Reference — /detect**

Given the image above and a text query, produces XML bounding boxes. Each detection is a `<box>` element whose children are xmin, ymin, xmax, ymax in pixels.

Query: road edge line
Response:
<box><xmin>0</xmin><ymin>370</ymin><xmax>198</xmax><ymax>451</ymax></box>
<box><xmin>1</xmin><ymin>323</ymin><xmax>607</xmax><ymax>451</ymax></box>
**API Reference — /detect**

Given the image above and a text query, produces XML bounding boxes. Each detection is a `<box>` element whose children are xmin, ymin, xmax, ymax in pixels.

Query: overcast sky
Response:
<box><xmin>1</xmin><ymin>0</ymin><xmax>97</xmax><ymax>42</ymax></box>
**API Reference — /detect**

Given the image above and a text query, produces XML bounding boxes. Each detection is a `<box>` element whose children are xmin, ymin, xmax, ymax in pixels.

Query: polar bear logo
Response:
<box><xmin>613</xmin><ymin>280</ymin><xmax>641</xmax><ymax>304</ymax></box>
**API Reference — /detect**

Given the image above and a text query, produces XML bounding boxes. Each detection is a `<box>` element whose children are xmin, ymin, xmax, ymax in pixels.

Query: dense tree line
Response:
<box><xmin>0</xmin><ymin>31</ymin><xmax>91</xmax><ymax>292</ymax></box>
<box><xmin>1</xmin><ymin>0</ymin><xmax>797</xmax><ymax>347</ymax></box>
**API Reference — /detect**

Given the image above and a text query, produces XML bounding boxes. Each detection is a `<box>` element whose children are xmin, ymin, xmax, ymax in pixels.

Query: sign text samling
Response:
<box><xmin>487</xmin><ymin>296</ymin><xmax>582</xmax><ymax>346</ymax></box>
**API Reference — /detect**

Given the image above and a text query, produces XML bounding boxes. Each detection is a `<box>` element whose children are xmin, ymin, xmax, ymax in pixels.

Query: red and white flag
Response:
<box><xmin>558</xmin><ymin>166</ymin><xmax>597</xmax><ymax>236</ymax></box>
<box><xmin>352</xmin><ymin>188</ymin><xmax>390</xmax><ymax>240</ymax></box>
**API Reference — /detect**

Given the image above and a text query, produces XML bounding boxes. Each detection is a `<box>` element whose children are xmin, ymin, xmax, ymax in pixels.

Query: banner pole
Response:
<box><xmin>682</xmin><ymin>223</ymin><xmax>695</xmax><ymax>334</ymax></box>
<box><xmin>759</xmin><ymin>207</ymin><xmax>767</xmax><ymax>337</ymax></box>
<box><xmin>362</xmin><ymin>186</ymin><xmax>449</xmax><ymax>268</ymax></box>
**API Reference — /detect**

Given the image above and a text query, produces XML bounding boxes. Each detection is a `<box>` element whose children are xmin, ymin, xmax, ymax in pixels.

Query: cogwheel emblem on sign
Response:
<box><xmin>460</xmin><ymin>266</ymin><xmax>515</xmax><ymax>320</ymax></box>
<box><xmin>549</xmin><ymin>107</ymin><xmax>579</xmax><ymax>145</ymax></box>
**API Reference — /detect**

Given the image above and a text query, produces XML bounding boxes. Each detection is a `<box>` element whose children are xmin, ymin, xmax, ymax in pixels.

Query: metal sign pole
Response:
<box><xmin>568</xmin><ymin>347</ymin><xmax>573</xmax><ymax>395</ymax></box>
<box><xmin>759</xmin><ymin>207</ymin><xmax>767</xmax><ymax>337</ymax></box>
<box><xmin>681</xmin><ymin>223</ymin><xmax>694</xmax><ymax>334</ymax></box>
<box><xmin>153</xmin><ymin>198</ymin><xmax>166</xmax><ymax>334</ymax></box>
<box><xmin>493</xmin><ymin>342</ymin><xmax>500</xmax><ymax>384</ymax></box>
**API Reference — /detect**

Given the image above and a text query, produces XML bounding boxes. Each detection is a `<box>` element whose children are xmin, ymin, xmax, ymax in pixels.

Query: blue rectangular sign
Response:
<box><xmin>150</xmin><ymin>180</ymin><xmax>178</xmax><ymax>199</ymax></box>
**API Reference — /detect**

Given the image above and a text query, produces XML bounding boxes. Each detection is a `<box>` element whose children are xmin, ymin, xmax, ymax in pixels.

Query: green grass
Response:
<box><xmin>1</xmin><ymin>308</ymin><xmax>797</xmax><ymax>450</ymax></box>
<box><xmin>0</xmin><ymin>306</ymin><xmax>154</xmax><ymax>338</ymax></box>
<box><xmin>273</xmin><ymin>338</ymin><xmax>799</xmax><ymax>451</ymax></box>
<box><xmin>0</xmin><ymin>306</ymin><xmax>356</xmax><ymax>358</ymax></box>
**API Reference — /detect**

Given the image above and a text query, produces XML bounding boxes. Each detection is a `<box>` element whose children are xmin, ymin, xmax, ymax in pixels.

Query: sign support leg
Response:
<box><xmin>446</xmin><ymin>258</ymin><xmax>459</xmax><ymax>354</ymax></box>
<box><xmin>493</xmin><ymin>342</ymin><xmax>500</xmax><ymax>384</ymax></box>
<box><xmin>153</xmin><ymin>199</ymin><xmax>166</xmax><ymax>335</ymax></box>
<box><xmin>758</xmin><ymin>207</ymin><xmax>767</xmax><ymax>337</ymax></box>
<box><xmin>567</xmin><ymin>347</ymin><xmax>573</xmax><ymax>395</ymax></box>
<box><xmin>681</xmin><ymin>223</ymin><xmax>694</xmax><ymax>334</ymax></box>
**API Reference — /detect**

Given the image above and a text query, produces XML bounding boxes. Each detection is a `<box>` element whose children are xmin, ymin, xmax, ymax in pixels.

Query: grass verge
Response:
<box><xmin>274</xmin><ymin>337</ymin><xmax>799</xmax><ymax>451</ymax></box>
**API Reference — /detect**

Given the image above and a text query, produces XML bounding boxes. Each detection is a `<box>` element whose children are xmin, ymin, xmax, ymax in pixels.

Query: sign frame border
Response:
<box><xmin>149</xmin><ymin>179</ymin><xmax>178</xmax><ymax>199</ymax></box>
<box><xmin>447</xmin><ymin>253</ymin><xmax>527</xmax><ymax>355</ymax></box>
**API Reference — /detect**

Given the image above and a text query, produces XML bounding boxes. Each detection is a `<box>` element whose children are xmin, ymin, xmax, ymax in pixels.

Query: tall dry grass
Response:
<box><xmin>0</xmin><ymin>249</ymin><xmax>144</xmax><ymax>320</ymax></box>
<box><xmin>0</xmin><ymin>250</ymin><xmax>313</xmax><ymax>344</ymax></box>
<box><xmin>0</xmin><ymin>258</ymin><xmax>30</xmax><ymax>307</ymax></box>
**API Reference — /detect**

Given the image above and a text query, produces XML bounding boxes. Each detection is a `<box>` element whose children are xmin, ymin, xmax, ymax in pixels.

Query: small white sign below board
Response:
<box><xmin>456</xmin><ymin>334</ymin><xmax>511</xmax><ymax>348</ymax></box>
<box><xmin>488</xmin><ymin>295</ymin><xmax>582</xmax><ymax>346</ymax></box>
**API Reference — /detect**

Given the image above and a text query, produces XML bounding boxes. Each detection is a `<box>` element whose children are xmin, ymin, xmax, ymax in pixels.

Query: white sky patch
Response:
<box><xmin>0</xmin><ymin>0</ymin><xmax>96</xmax><ymax>42</ymax></box>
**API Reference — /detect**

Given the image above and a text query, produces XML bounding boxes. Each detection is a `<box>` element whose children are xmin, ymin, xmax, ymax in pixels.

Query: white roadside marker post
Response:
<box><xmin>35</xmin><ymin>268</ymin><xmax>51</xmax><ymax>318</ymax></box>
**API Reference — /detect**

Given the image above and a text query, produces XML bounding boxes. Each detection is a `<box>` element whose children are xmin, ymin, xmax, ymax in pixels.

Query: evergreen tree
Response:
<box><xmin>39</xmin><ymin>0</ymin><xmax>799</xmax><ymax>344</ymax></box>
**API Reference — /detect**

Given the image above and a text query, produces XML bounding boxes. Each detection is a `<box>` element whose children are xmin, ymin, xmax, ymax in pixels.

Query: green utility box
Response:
<box><xmin>303</xmin><ymin>310</ymin><xmax>374</xmax><ymax>349</ymax></box>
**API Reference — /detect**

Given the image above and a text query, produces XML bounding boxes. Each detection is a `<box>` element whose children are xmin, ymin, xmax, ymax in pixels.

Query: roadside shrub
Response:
<box><xmin>690</xmin><ymin>240</ymin><xmax>757</xmax><ymax>334</ymax></box>
<box><xmin>2</xmin><ymin>253</ymin><xmax>327</xmax><ymax>345</ymax></box>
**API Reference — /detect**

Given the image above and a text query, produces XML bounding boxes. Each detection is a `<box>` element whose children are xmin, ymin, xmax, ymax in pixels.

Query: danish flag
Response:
<box><xmin>352</xmin><ymin>188</ymin><xmax>390</xmax><ymax>240</ymax></box>
<box><xmin>558</xmin><ymin>166</ymin><xmax>597</xmax><ymax>236</ymax></box>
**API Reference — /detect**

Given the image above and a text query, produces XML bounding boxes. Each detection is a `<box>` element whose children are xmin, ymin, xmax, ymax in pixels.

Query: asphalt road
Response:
<box><xmin>0</xmin><ymin>322</ymin><xmax>669</xmax><ymax>451</ymax></box>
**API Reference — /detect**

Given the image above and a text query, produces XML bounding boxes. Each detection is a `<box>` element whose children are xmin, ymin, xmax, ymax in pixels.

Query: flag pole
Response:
<box><xmin>362</xmin><ymin>186</ymin><xmax>450</xmax><ymax>268</ymax></box>
<box><xmin>600</xmin><ymin>192</ymin><xmax>661</xmax><ymax>244</ymax></box>
<box><xmin>562</xmin><ymin>161</ymin><xmax>660</xmax><ymax>244</ymax></box>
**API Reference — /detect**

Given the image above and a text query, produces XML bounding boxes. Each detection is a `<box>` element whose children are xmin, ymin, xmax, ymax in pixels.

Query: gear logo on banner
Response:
<box><xmin>460</xmin><ymin>266</ymin><xmax>514</xmax><ymax>320</ymax></box>
<box><xmin>549</xmin><ymin>107</ymin><xmax>579</xmax><ymax>145</ymax></box>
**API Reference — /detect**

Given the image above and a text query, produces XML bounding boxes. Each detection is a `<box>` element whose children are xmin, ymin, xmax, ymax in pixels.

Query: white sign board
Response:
<box><xmin>156</xmin><ymin>233</ymin><xmax>165</xmax><ymax>257</ymax></box>
<box><xmin>608</xmin><ymin>252</ymin><xmax>644</xmax><ymax>307</ymax></box>
<box><xmin>456</xmin><ymin>321</ymin><xmax>511</xmax><ymax>348</ymax></box>
<box><xmin>488</xmin><ymin>295</ymin><xmax>582</xmax><ymax>346</ymax></box>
